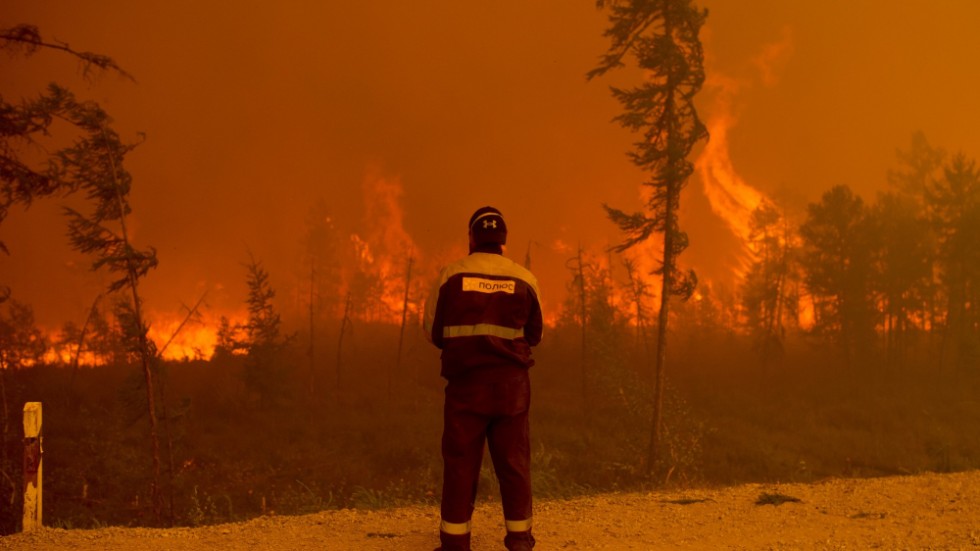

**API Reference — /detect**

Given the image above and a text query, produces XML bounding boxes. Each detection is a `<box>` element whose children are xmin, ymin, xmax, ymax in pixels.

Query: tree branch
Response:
<box><xmin>0</xmin><ymin>24</ymin><xmax>135</xmax><ymax>82</ymax></box>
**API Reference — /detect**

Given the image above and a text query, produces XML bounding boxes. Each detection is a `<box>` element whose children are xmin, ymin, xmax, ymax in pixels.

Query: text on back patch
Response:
<box><xmin>462</xmin><ymin>277</ymin><xmax>515</xmax><ymax>294</ymax></box>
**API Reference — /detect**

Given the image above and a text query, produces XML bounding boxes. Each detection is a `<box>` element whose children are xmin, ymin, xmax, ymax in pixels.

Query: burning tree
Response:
<box><xmin>589</xmin><ymin>0</ymin><xmax>709</xmax><ymax>475</ymax></box>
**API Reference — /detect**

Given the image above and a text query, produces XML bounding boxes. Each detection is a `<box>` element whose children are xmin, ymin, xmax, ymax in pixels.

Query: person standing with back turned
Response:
<box><xmin>424</xmin><ymin>206</ymin><xmax>543</xmax><ymax>551</ymax></box>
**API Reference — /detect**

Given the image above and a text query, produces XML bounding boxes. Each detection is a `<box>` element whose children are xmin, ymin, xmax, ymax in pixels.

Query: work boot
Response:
<box><xmin>504</xmin><ymin>530</ymin><xmax>535</xmax><ymax>551</ymax></box>
<box><xmin>435</xmin><ymin>531</ymin><xmax>471</xmax><ymax>551</ymax></box>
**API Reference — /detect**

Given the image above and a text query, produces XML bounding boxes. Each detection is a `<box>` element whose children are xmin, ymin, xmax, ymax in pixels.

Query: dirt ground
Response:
<box><xmin>2</xmin><ymin>470</ymin><xmax>979</xmax><ymax>550</ymax></box>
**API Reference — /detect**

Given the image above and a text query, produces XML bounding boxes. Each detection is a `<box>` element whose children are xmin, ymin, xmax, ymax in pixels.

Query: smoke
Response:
<box><xmin>5</xmin><ymin>1</ymin><xmax>980</xmax><ymax>359</ymax></box>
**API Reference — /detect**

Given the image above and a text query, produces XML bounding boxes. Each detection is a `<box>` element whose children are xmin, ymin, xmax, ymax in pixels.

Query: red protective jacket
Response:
<box><xmin>424</xmin><ymin>251</ymin><xmax>543</xmax><ymax>380</ymax></box>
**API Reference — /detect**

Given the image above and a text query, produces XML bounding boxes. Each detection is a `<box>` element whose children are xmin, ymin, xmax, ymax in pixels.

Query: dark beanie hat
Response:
<box><xmin>469</xmin><ymin>206</ymin><xmax>507</xmax><ymax>245</ymax></box>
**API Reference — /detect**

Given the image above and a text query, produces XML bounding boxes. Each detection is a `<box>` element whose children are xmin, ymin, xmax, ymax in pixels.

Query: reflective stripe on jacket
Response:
<box><xmin>423</xmin><ymin>252</ymin><xmax>542</xmax><ymax>380</ymax></box>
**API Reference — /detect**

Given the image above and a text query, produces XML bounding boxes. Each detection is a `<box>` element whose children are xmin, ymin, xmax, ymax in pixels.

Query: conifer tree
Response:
<box><xmin>868</xmin><ymin>192</ymin><xmax>930</xmax><ymax>370</ymax></box>
<box><xmin>590</xmin><ymin>0</ymin><xmax>708</xmax><ymax>474</ymax></box>
<box><xmin>799</xmin><ymin>185</ymin><xmax>877</xmax><ymax>366</ymax></box>
<box><xmin>741</xmin><ymin>203</ymin><xmax>798</xmax><ymax>370</ymax></box>
<box><xmin>2</xmin><ymin>22</ymin><xmax>166</xmax><ymax>520</ymax></box>
<box><xmin>56</xmin><ymin>101</ymin><xmax>163</xmax><ymax>516</ymax></box>
<box><xmin>242</xmin><ymin>255</ymin><xmax>292</xmax><ymax>407</ymax></box>
<box><xmin>926</xmin><ymin>153</ymin><xmax>980</xmax><ymax>371</ymax></box>
<box><xmin>0</xmin><ymin>25</ymin><xmax>132</xmax><ymax>257</ymax></box>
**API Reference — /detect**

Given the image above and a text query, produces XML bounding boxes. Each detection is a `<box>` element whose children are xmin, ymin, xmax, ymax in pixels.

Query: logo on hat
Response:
<box><xmin>469</xmin><ymin>206</ymin><xmax>507</xmax><ymax>245</ymax></box>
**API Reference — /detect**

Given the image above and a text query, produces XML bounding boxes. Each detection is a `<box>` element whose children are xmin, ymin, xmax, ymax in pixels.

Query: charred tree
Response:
<box><xmin>590</xmin><ymin>0</ymin><xmax>708</xmax><ymax>475</ymax></box>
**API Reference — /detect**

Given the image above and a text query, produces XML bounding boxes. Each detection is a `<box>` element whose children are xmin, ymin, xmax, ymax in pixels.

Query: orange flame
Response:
<box><xmin>346</xmin><ymin>168</ymin><xmax>421</xmax><ymax>324</ymax></box>
<box><xmin>695</xmin><ymin>113</ymin><xmax>772</xmax><ymax>272</ymax></box>
<box><xmin>38</xmin><ymin>308</ymin><xmax>250</xmax><ymax>365</ymax></box>
<box><xmin>695</xmin><ymin>32</ymin><xmax>792</xmax><ymax>274</ymax></box>
<box><xmin>148</xmin><ymin>309</ymin><xmax>248</xmax><ymax>361</ymax></box>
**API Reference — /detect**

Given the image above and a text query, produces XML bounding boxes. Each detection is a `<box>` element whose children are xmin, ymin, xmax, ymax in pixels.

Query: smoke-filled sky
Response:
<box><xmin>3</xmin><ymin>1</ymin><xmax>980</xmax><ymax>339</ymax></box>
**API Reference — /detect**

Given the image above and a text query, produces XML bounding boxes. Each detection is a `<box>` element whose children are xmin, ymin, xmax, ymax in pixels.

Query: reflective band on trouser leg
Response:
<box><xmin>505</xmin><ymin>518</ymin><xmax>532</xmax><ymax>532</ymax></box>
<box><xmin>440</xmin><ymin>520</ymin><xmax>472</xmax><ymax>535</ymax></box>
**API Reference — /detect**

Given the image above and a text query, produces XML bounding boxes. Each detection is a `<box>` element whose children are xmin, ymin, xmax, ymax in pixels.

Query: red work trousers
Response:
<box><xmin>441</xmin><ymin>369</ymin><xmax>532</xmax><ymax>526</ymax></box>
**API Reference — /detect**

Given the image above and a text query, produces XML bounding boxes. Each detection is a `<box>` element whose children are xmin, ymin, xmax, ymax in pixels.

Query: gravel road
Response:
<box><xmin>2</xmin><ymin>470</ymin><xmax>978</xmax><ymax>550</ymax></box>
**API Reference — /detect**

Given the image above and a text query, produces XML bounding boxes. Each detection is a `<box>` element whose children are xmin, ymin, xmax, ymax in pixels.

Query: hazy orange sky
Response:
<box><xmin>3</xmin><ymin>1</ymin><xmax>980</xmax><ymax>335</ymax></box>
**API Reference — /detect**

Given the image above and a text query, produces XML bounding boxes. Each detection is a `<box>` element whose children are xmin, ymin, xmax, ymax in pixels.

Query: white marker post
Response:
<box><xmin>22</xmin><ymin>402</ymin><xmax>42</xmax><ymax>532</ymax></box>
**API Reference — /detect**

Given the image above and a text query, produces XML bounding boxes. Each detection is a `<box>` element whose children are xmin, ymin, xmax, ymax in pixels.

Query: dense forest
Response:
<box><xmin>2</xmin><ymin>129</ymin><xmax>980</xmax><ymax>533</ymax></box>
<box><xmin>3</xmin><ymin>4</ymin><xmax>980</xmax><ymax>536</ymax></box>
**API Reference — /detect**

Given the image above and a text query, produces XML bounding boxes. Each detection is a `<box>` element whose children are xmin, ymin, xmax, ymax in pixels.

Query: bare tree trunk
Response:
<box><xmin>157</xmin><ymin>370</ymin><xmax>176</xmax><ymax>526</ymax></box>
<box><xmin>309</xmin><ymin>265</ymin><xmax>316</xmax><ymax>400</ymax></box>
<box><xmin>623</xmin><ymin>258</ymin><xmax>643</xmax><ymax>350</ymax></box>
<box><xmin>154</xmin><ymin>293</ymin><xmax>205</xmax><ymax>526</ymax></box>
<box><xmin>337</xmin><ymin>292</ymin><xmax>353</xmax><ymax>393</ymax></box>
<box><xmin>124</xmin><ymin>242</ymin><xmax>161</xmax><ymax>516</ymax></box>
<box><xmin>0</xmin><ymin>359</ymin><xmax>11</xmax><ymax>517</ymax></box>
<box><xmin>156</xmin><ymin>293</ymin><xmax>207</xmax><ymax>359</ymax></box>
<box><xmin>395</xmin><ymin>255</ymin><xmax>414</xmax><ymax>401</ymax></box>
<box><xmin>0</xmin><ymin>357</ymin><xmax>8</xmax><ymax>482</ymax></box>
<box><xmin>576</xmin><ymin>246</ymin><xmax>588</xmax><ymax>410</ymax></box>
<box><xmin>67</xmin><ymin>294</ymin><xmax>102</xmax><ymax>407</ymax></box>
<box><xmin>649</xmin><ymin>207</ymin><xmax>673</xmax><ymax>477</ymax></box>
<box><xmin>648</xmin><ymin>28</ymin><xmax>678</xmax><ymax>475</ymax></box>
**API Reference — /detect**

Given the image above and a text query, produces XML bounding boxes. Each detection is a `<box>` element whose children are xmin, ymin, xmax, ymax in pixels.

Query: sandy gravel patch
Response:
<box><xmin>2</xmin><ymin>470</ymin><xmax>979</xmax><ymax>550</ymax></box>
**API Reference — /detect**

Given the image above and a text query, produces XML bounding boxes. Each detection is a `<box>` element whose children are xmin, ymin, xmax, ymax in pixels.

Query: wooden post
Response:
<box><xmin>22</xmin><ymin>402</ymin><xmax>42</xmax><ymax>532</ymax></box>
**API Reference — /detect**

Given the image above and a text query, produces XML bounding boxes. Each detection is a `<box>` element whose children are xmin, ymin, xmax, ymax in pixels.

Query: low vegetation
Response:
<box><xmin>1</xmin><ymin>318</ymin><xmax>979</xmax><ymax>534</ymax></box>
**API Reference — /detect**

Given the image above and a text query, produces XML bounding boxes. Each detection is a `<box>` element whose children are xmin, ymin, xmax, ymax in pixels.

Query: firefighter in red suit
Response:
<box><xmin>424</xmin><ymin>206</ymin><xmax>543</xmax><ymax>551</ymax></box>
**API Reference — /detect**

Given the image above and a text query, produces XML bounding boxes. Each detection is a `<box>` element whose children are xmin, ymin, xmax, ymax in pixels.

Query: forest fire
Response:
<box><xmin>694</xmin><ymin>51</ymin><xmax>782</xmax><ymax>278</ymax></box>
<box><xmin>696</xmin><ymin>113</ymin><xmax>771</xmax><ymax>265</ymax></box>
<box><xmin>147</xmin><ymin>311</ymin><xmax>244</xmax><ymax>362</ymax></box>
<box><xmin>175</xmin><ymin>171</ymin><xmax>426</xmax><ymax>359</ymax></box>
<box><xmin>5</xmin><ymin>0</ymin><xmax>980</xmax><ymax>541</ymax></box>
<box><xmin>346</xmin><ymin>169</ymin><xmax>422</xmax><ymax>325</ymax></box>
